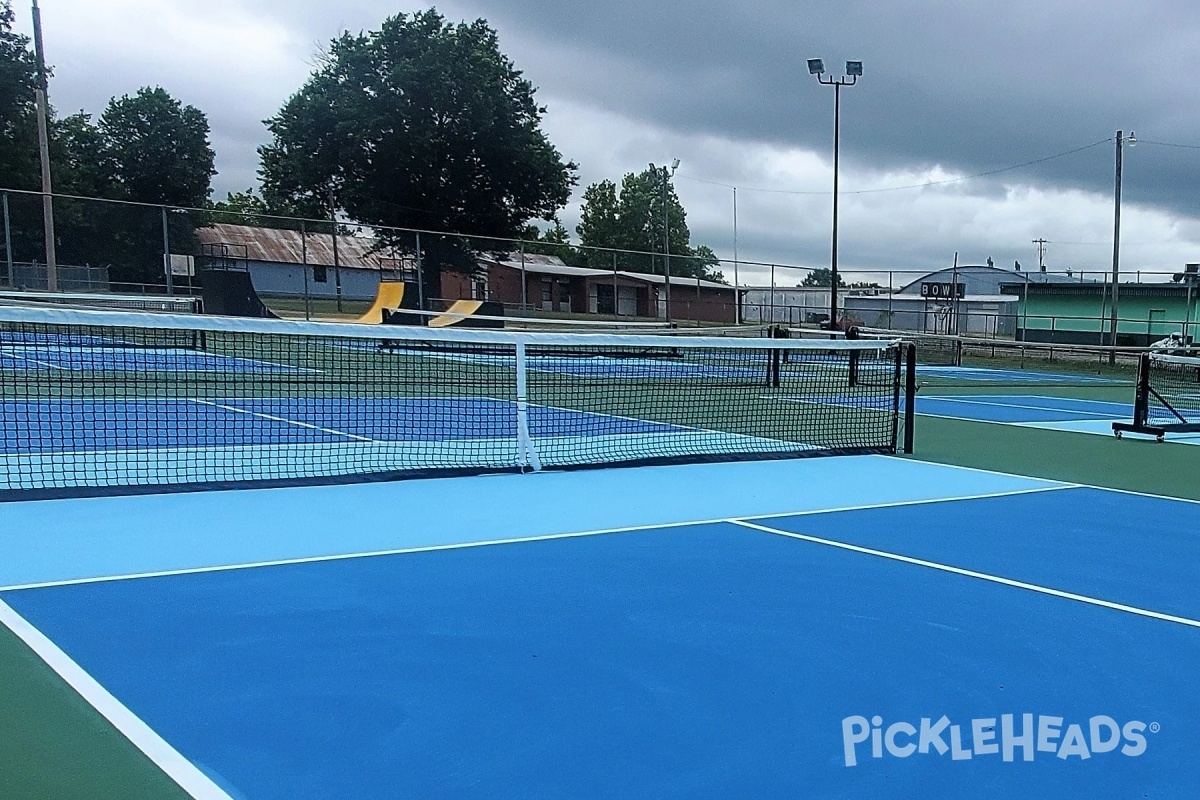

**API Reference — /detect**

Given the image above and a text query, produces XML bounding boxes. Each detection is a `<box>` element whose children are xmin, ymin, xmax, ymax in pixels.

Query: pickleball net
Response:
<box><xmin>0</xmin><ymin>306</ymin><xmax>914</xmax><ymax>498</ymax></box>
<box><xmin>1113</xmin><ymin>352</ymin><xmax>1200</xmax><ymax>441</ymax></box>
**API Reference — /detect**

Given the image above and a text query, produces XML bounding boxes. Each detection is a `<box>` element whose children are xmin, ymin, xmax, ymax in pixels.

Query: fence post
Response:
<box><xmin>519</xmin><ymin>240</ymin><xmax>527</xmax><ymax>311</ymax></box>
<box><xmin>612</xmin><ymin>250</ymin><xmax>618</xmax><ymax>318</ymax></box>
<box><xmin>415</xmin><ymin>231</ymin><xmax>425</xmax><ymax>311</ymax></box>
<box><xmin>161</xmin><ymin>206</ymin><xmax>174</xmax><ymax>296</ymax></box>
<box><xmin>770</xmin><ymin>264</ymin><xmax>776</xmax><ymax>324</ymax></box>
<box><xmin>301</xmin><ymin>220</ymin><xmax>310</xmax><ymax>320</ymax></box>
<box><xmin>330</xmin><ymin>206</ymin><xmax>343</xmax><ymax>312</ymax></box>
<box><xmin>2</xmin><ymin>193</ymin><xmax>11</xmax><ymax>287</ymax></box>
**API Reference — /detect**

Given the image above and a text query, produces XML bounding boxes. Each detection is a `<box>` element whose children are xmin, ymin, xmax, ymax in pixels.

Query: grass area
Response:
<box><xmin>258</xmin><ymin>294</ymin><xmax>375</xmax><ymax>320</ymax></box>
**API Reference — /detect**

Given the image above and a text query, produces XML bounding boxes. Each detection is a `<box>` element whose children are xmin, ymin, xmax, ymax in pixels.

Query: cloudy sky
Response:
<box><xmin>16</xmin><ymin>0</ymin><xmax>1200</xmax><ymax>286</ymax></box>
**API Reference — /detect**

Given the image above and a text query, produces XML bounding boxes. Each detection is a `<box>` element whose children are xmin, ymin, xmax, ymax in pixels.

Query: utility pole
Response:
<box><xmin>1110</xmin><ymin>130</ymin><xmax>1134</xmax><ymax>364</ymax></box>
<box><xmin>732</xmin><ymin>186</ymin><xmax>740</xmax><ymax>324</ymax></box>
<box><xmin>328</xmin><ymin>186</ymin><xmax>343</xmax><ymax>312</ymax></box>
<box><xmin>32</xmin><ymin>0</ymin><xmax>57</xmax><ymax>291</ymax></box>
<box><xmin>1032</xmin><ymin>238</ymin><xmax>1049</xmax><ymax>272</ymax></box>
<box><xmin>659</xmin><ymin>159</ymin><xmax>679</xmax><ymax>321</ymax></box>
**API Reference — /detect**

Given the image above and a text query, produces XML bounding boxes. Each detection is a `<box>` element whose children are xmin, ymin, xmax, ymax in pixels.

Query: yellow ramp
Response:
<box><xmin>353</xmin><ymin>282</ymin><xmax>405</xmax><ymax>324</ymax></box>
<box><xmin>428</xmin><ymin>299</ymin><xmax>484</xmax><ymax>327</ymax></box>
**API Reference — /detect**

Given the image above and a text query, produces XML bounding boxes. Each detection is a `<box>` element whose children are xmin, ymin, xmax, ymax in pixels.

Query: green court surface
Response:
<box><xmin>1</xmin><ymin>366</ymin><xmax>1197</xmax><ymax>798</ymax></box>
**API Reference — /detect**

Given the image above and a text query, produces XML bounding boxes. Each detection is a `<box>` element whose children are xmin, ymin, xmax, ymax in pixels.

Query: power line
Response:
<box><xmin>1137</xmin><ymin>139</ymin><xmax>1200</xmax><ymax>150</ymax></box>
<box><xmin>678</xmin><ymin>137</ymin><xmax>1114</xmax><ymax>196</ymax></box>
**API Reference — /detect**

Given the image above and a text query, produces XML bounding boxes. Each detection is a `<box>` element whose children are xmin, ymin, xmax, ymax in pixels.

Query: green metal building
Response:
<box><xmin>1002</xmin><ymin>281</ymin><xmax>1198</xmax><ymax>346</ymax></box>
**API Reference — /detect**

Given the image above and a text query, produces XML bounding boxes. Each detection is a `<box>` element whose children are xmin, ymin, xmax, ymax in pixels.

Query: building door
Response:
<box><xmin>1147</xmin><ymin>309</ymin><xmax>1166</xmax><ymax>341</ymax></box>
<box><xmin>617</xmin><ymin>286</ymin><xmax>638</xmax><ymax>316</ymax></box>
<box><xmin>596</xmin><ymin>284</ymin><xmax>615</xmax><ymax>315</ymax></box>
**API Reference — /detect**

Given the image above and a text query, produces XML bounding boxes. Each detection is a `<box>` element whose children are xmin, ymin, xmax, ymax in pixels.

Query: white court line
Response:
<box><xmin>188</xmin><ymin>400</ymin><xmax>380</xmax><ymax>443</ymax></box>
<box><xmin>0</xmin><ymin>349</ymin><xmax>73</xmax><ymax>371</ymax></box>
<box><xmin>0</xmin><ymin>600</ymin><xmax>232</xmax><ymax>800</ymax></box>
<box><xmin>730</xmin><ymin>519</ymin><xmax>1200</xmax><ymax>630</ymax></box>
<box><xmin>0</xmin><ymin>484</ymin><xmax>1075</xmax><ymax>593</ymax></box>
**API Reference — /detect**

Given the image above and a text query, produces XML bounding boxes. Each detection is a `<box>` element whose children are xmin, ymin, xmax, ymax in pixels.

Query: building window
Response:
<box><xmin>472</xmin><ymin>274</ymin><xmax>488</xmax><ymax>300</ymax></box>
<box><xmin>541</xmin><ymin>279</ymin><xmax>552</xmax><ymax>304</ymax></box>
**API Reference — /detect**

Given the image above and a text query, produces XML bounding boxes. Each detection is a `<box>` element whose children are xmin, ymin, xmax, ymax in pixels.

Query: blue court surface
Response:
<box><xmin>0</xmin><ymin>397</ymin><xmax>686</xmax><ymax>453</ymax></box>
<box><xmin>918</xmin><ymin>365</ymin><xmax>1118</xmax><ymax>384</ymax></box>
<box><xmin>0</xmin><ymin>397</ymin><xmax>808</xmax><ymax>490</ymax></box>
<box><xmin>2</xmin><ymin>456</ymin><xmax>1198</xmax><ymax>798</ymax></box>
<box><xmin>914</xmin><ymin>394</ymin><xmax>1200</xmax><ymax>445</ymax></box>
<box><xmin>0</xmin><ymin>343</ymin><xmax>307</xmax><ymax>373</ymax></box>
<box><xmin>428</xmin><ymin>350</ymin><xmax>775</xmax><ymax>379</ymax></box>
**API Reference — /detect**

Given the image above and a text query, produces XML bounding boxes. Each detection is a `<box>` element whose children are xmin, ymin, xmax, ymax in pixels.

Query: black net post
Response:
<box><xmin>1132</xmin><ymin>352</ymin><xmax>1150</xmax><ymax>427</ymax></box>
<box><xmin>903</xmin><ymin>343</ymin><xmax>917</xmax><ymax>454</ymax></box>
<box><xmin>846</xmin><ymin>326</ymin><xmax>861</xmax><ymax>387</ymax></box>
<box><xmin>768</xmin><ymin>324</ymin><xmax>784</xmax><ymax>387</ymax></box>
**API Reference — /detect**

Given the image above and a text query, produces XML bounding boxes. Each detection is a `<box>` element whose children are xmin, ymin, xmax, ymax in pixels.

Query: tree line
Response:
<box><xmin>0</xmin><ymin>4</ymin><xmax>725</xmax><ymax>292</ymax></box>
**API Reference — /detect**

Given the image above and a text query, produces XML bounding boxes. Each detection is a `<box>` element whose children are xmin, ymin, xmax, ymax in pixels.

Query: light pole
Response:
<box><xmin>660</xmin><ymin>158</ymin><xmax>680</xmax><ymax>320</ymax></box>
<box><xmin>809</xmin><ymin>58</ymin><xmax>861</xmax><ymax>326</ymax></box>
<box><xmin>1109</xmin><ymin>130</ymin><xmax>1135</xmax><ymax>364</ymax></box>
<box><xmin>32</xmin><ymin>0</ymin><xmax>57</xmax><ymax>291</ymax></box>
<box><xmin>732</xmin><ymin>186</ymin><xmax>740</xmax><ymax>324</ymax></box>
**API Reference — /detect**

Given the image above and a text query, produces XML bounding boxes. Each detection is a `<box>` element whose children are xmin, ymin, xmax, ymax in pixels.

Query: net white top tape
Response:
<box><xmin>0</xmin><ymin>306</ymin><xmax>899</xmax><ymax>353</ymax></box>
<box><xmin>1150</xmin><ymin>353</ymin><xmax>1200</xmax><ymax>368</ymax></box>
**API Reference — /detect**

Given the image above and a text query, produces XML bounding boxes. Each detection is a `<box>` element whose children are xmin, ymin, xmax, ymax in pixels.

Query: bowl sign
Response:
<box><xmin>921</xmin><ymin>282</ymin><xmax>965</xmax><ymax>299</ymax></box>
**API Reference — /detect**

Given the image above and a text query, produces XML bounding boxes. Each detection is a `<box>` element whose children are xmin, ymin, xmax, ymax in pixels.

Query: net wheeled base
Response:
<box><xmin>1111</xmin><ymin>421</ymin><xmax>1200</xmax><ymax>442</ymax></box>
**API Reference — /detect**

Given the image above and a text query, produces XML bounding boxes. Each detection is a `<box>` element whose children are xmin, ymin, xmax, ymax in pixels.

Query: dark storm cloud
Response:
<box><xmin>24</xmin><ymin>0</ymin><xmax>1200</xmax><ymax>275</ymax></box>
<box><xmin>439</xmin><ymin>0</ymin><xmax>1200</xmax><ymax>214</ymax></box>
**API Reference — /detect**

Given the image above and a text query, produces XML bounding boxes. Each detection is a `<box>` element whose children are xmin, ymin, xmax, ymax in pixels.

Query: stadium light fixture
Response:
<box><xmin>810</xmin><ymin>59</ymin><xmax>862</xmax><ymax>325</ymax></box>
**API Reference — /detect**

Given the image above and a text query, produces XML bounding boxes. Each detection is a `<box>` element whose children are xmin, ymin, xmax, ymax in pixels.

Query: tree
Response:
<box><xmin>801</xmin><ymin>268</ymin><xmax>847</xmax><ymax>288</ymax></box>
<box><xmin>47</xmin><ymin>88</ymin><xmax>216</xmax><ymax>284</ymax></box>
<box><xmin>518</xmin><ymin>219</ymin><xmax>582</xmax><ymax>264</ymax></box>
<box><xmin>259</xmin><ymin>9</ymin><xmax>577</xmax><ymax>303</ymax></box>
<box><xmin>209</xmin><ymin>189</ymin><xmax>272</xmax><ymax>226</ymax></box>
<box><xmin>575</xmin><ymin>180</ymin><xmax>620</xmax><ymax>267</ymax></box>
<box><xmin>689</xmin><ymin>245</ymin><xmax>724</xmax><ymax>283</ymax></box>
<box><xmin>575</xmin><ymin>165</ymin><xmax>725</xmax><ymax>282</ymax></box>
<box><xmin>0</xmin><ymin>1</ymin><xmax>40</xmax><ymax>193</ymax></box>
<box><xmin>99</xmin><ymin>87</ymin><xmax>214</xmax><ymax>207</ymax></box>
<box><xmin>54</xmin><ymin>112</ymin><xmax>113</xmax><ymax>197</ymax></box>
<box><xmin>0</xmin><ymin>5</ymin><xmax>216</xmax><ymax>286</ymax></box>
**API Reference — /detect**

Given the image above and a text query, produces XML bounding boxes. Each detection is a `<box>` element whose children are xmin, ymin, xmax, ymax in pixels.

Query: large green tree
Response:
<box><xmin>0</xmin><ymin>1</ymin><xmax>47</xmax><ymax>276</ymax></box>
<box><xmin>576</xmin><ymin>165</ymin><xmax>724</xmax><ymax>282</ymax></box>
<box><xmin>518</xmin><ymin>219</ymin><xmax>581</xmax><ymax>264</ymax></box>
<box><xmin>54</xmin><ymin>88</ymin><xmax>215</xmax><ymax>284</ymax></box>
<box><xmin>99</xmin><ymin>87</ymin><xmax>214</xmax><ymax>207</ymax></box>
<box><xmin>258</xmin><ymin>9</ymin><xmax>577</xmax><ymax>302</ymax></box>
<box><xmin>0</xmin><ymin>4</ymin><xmax>215</xmax><ymax>286</ymax></box>
<box><xmin>0</xmin><ymin>1</ymin><xmax>38</xmax><ymax>192</ymax></box>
